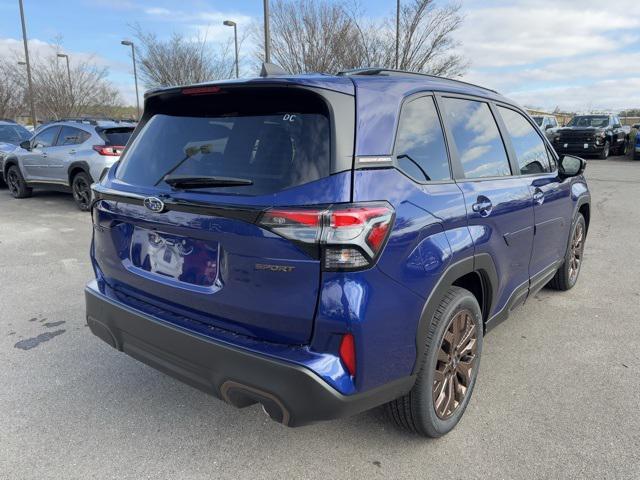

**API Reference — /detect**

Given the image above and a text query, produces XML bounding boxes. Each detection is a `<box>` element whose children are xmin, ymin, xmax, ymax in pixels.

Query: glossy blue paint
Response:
<box><xmin>89</xmin><ymin>74</ymin><xmax>591</xmax><ymax>401</ymax></box>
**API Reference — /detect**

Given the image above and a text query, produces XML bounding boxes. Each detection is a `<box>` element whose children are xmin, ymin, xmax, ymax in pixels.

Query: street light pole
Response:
<box><xmin>57</xmin><ymin>53</ymin><xmax>72</xmax><ymax>100</ymax></box>
<box><xmin>18</xmin><ymin>0</ymin><xmax>37</xmax><ymax>127</ymax></box>
<box><xmin>263</xmin><ymin>0</ymin><xmax>271</xmax><ymax>63</ymax></box>
<box><xmin>395</xmin><ymin>0</ymin><xmax>400</xmax><ymax>70</ymax></box>
<box><xmin>121</xmin><ymin>40</ymin><xmax>140</xmax><ymax>119</ymax></box>
<box><xmin>223</xmin><ymin>20</ymin><xmax>239</xmax><ymax>78</ymax></box>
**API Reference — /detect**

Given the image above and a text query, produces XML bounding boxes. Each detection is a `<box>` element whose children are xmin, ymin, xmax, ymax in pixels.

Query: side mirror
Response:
<box><xmin>19</xmin><ymin>140</ymin><xmax>31</xmax><ymax>150</ymax></box>
<box><xmin>545</xmin><ymin>124</ymin><xmax>553</xmax><ymax>130</ymax></box>
<box><xmin>559</xmin><ymin>155</ymin><xmax>586</xmax><ymax>178</ymax></box>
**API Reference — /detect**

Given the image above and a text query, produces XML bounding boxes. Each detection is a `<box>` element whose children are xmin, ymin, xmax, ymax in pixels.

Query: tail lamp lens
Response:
<box><xmin>93</xmin><ymin>145</ymin><xmax>124</xmax><ymax>156</ymax></box>
<box><xmin>259</xmin><ymin>203</ymin><xmax>394</xmax><ymax>271</ymax></box>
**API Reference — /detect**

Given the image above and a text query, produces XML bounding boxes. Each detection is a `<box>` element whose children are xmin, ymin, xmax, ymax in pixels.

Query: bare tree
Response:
<box><xmin>0</xmin><ymin>58</ymin><xmax>25</xmax><ymax>119</ymax></box>
<box><xmin>253</xmin><ymin>0</ymin><xmax>361</xmax><ymax>73</ymax></box>
<box><xmin>132</xmin><ymin>25</ymin><xmax>236</xmax><ymax>88</ymax></box>
<box><xmin>254</xmin><ymin>0</ymin><xmax>466</xmax><ymax>77</ymax></box>
<box><xmin>30</xmin><ymin>51</ymin><xmax>122</xmax><ymax>119</ymax></box>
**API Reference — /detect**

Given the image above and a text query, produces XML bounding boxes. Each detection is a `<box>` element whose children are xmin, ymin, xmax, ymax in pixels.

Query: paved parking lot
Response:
<box><xmin>1</xmin><ymin>155</ymin><xmax>639</xmax><ymax>480</ymax></box>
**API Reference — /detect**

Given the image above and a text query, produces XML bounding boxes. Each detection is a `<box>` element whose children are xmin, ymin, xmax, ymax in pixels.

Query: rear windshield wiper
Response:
<box><xmin>163</xmin><ymin>174</ymin><xmax>253</xmax><ymax>189</ymax></box>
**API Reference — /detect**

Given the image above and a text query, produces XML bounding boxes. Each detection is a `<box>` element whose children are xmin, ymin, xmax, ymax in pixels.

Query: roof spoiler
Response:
<box><xmin>260</xmin><ymin>62</ymin><xmax>288</xmax><ymax>78</ymax></box>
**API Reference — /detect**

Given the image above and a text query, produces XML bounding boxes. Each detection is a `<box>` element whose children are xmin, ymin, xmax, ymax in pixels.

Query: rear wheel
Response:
<box><xmin>549</xmin><ymin>213</ymin><xmax>586</xmax><ymax>291</ymax></box>
<box><xmin>71</xmin><ymin>171</ymin><xmax>92</xmax><ymax>211</ymax></box>
<box><xmin>387</xmin><ymin>286</ymin><xmax>482</xmax><ymax>437</ymax></box>
<box><xmin>598</xmin><ymin>141</ymin><xmax>610</xmax><ymax>159</ymax></box>
<box><xmin>6</xmin><ymin>165</ymin><xmax>32</xmax><ymax>198</ymax></box>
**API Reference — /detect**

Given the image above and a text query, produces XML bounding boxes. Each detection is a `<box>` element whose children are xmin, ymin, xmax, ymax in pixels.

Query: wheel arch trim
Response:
<box><xmin>411</xmin><ymin>253</ymin><xmax>498</xmax><ymax>375</ymax></box>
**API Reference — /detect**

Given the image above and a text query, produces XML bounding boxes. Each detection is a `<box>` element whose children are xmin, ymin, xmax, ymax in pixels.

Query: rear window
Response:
<box><xmin>99</xmin><ymin>127</ymin><xmax>134</xmax><ymax>146</ymax></box>
<box><xmin>116</xmin><ymin>89</ymin><xmax>331</xmax><ymax>196</ymax></box>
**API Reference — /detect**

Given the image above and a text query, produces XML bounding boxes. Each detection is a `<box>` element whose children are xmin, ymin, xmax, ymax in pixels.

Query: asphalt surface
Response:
<box><xmin>1</xmin><ymin>154</ymin><xmax>639</xmax><ymax>480</ymax></box>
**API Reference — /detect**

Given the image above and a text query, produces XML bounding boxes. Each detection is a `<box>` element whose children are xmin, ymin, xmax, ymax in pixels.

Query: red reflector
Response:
<box><xmin>92</xmin><ymin>145</ymin><xmax>124</xmax><ymax>156</ymax></box>
<box><xmin>339</xmin><ymin>333</ymin><xmax>356</xmax><ymax>377</ymax></box>
<box><xmin>181</xmin><ymin>86</ymin><xmax>221</xmax><ymax>95</ymax></box>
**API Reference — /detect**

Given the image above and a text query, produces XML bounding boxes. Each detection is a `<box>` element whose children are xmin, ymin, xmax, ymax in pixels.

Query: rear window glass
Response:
<box><xmin>100</xmin><ymin>128</ymin><xmax>134</xmax><ymax>146</ymax></box>
<box><xmin>116</xmin><ymin>90</ymin><xmax>330</xmax><ymax>196</ymax></box>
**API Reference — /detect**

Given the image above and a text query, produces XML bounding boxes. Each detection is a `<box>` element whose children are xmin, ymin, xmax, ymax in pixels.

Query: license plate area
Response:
<box><xmin>129</xmin><ymin>227</ymin><xmax>219</xmax><ymax>288</ymax></box>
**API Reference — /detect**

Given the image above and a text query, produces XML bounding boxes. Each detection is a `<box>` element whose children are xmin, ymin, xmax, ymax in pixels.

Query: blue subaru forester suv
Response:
<box><xmin>86</xmin><ymin>67</ymin><xmax>590</xmax><ymax>437</ymax></box>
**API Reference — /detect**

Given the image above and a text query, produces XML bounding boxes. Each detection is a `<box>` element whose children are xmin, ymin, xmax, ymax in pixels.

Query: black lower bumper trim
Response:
<box><xmin>85</xmin><ymin>282</ymin><xmax>415</xmax><ymax>427</ymax></box>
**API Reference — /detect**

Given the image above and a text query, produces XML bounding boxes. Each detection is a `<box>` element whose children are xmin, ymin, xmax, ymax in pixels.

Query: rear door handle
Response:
<box><xmin>41</xmin><ymin>152</ymin><xmax>47</xmax><ymax>158</ymax></box>
<box><xmin>472</xmin><ymin>197</ymin><xmax>493</xmax><ymax>216</ymax></box>
<box><xmin>69</xmin><ymin>149</ymin><xmax>76</xmax><ymax>154</ymax></box>
<box><xmin>533</xmin><ymin>189</ymin><xmax>545</xmax><ymax>205</ymax></box>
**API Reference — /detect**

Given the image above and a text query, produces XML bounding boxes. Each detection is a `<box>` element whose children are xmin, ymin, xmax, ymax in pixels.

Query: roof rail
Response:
<box><xmin>336</xmin><ymin>67</ymin><xmax>499</xmax><ymax>94</ymax></box>
<box><xmin>0</xmin><ymin>118</ymin><xmax>18</xmax><ymax>123</ymax></box>
<box><xmin>44</xmin><ymin>117</ymin><xmax>136</xmax><ymax>126</ymax></box>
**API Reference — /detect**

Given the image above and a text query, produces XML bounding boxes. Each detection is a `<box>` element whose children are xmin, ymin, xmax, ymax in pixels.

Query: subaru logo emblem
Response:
<box><xmin>143</xmin><ymin>197</ymin><xmax>165</xmax><ymax>213</ymax></box>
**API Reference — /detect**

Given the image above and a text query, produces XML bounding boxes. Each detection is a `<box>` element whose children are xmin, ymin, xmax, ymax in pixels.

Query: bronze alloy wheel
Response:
<box><xmin>568</xmin><ymin>220</ymin><xmax>585</xmax><ymax>283</ymax></box>
<box><xmin>432</xmin><ymin>309</ymin><xmax>478</xmax><ymax>420</ymax></box>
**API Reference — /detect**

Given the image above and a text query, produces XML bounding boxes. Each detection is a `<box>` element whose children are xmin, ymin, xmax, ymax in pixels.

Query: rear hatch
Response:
<box><xmin>95</xmin><ymin>126</ymin><xmax>135</xmax><ymax>157</ymax></box>
<box><xmin>92</xmin><ymin>84</ymin><xmax>355</xmax><ymax>344</ymax></box>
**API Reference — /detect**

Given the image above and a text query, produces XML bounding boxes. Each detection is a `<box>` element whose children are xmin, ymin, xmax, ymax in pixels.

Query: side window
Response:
<box><xmin>441</xmin><ymin>98</ymin><xmax>511</xmax><ymax>179</ymax></box>
<box><xmin>58</xmin><ymin>126</ymin><xmax>90</xmax><ymax>146</ymax></box>
<box><xmin>32</xmin><ymin>127</ymin><xmax>60</xmax><ymax>148</ymax></box>
<box><xmin>394</xmin><ymin>96</ymin><xmax>450</xmax><ymax>182</ymax></box>
<box><xmin>498</xmin><ymin>107</ymin><xmax>551</xmax><ymax>175</ymax></box>
<box><xmin>551</xmin><ymin>117</ymin><xmax>558</xmax><ymax>128</ymax></box>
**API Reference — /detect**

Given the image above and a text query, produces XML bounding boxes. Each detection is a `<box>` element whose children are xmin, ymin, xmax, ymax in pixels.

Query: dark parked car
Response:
<box><xmin>85</xmin><ymin>67</ymin><xmax>590</xmax><ymax>437</ymax></box>
<box><xmin>552</xmin><ymin>114</ymin><xmax>628</xmax><ymax>159</ymax></box>
<box><xmin>0</xmin><ymin>119</ymin><xmax>32</xmax><ymax>187</ymax></box>
<box><xmin>3</xmin><ymin>118</ymin><xmax>135</xmax><ymax>210</ymax></box>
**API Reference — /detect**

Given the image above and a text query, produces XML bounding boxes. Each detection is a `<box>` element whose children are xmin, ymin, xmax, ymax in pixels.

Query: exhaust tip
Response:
<box><xmin>220</xmin><ymin>380</ymin><xmax>290</xmax><ymax>426</ymax></box>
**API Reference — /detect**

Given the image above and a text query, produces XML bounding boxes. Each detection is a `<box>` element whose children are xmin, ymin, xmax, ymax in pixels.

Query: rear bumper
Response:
<box><xmin>85</xmin><ymin>281</ymin><xmax>413</xmax><ymax>426</ymax></box>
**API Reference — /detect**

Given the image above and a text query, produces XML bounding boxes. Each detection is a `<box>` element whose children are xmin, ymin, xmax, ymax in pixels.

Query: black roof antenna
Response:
<box><xmin>260</xmin><ymin>62</ymin><xmax>288</xmax><ymax>77</ymax></box>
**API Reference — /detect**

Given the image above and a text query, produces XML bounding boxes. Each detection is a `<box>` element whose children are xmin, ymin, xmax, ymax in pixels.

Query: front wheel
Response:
<box><xmin>598</xmin><ymin>141</ymin><xmax>610</xmax><ymax>159</ymax></box>
<box><xmin>549</xmin><ymin>213</ymin><xmax>586</xmax><ymax>291</ymax></box>
<box><xmin>71</xmin><ymin>171</ymin><xmax>93</xmax><ymax>211</ymax></box>
<box><xmin>387</xmin><ymin>286</ymin><xmax>483</xmax><ymax>437</ymax></box>
<box><xmin>6</xmin><ymin>165</ymin><xmax>32</xmax><ymax>198</ymax></box>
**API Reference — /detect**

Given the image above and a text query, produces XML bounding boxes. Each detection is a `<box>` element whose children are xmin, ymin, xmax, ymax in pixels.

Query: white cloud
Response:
<box><xmin>456</xmin><ymin>0</ymin><xmax>640</xmax><ymax>111</ymax></box>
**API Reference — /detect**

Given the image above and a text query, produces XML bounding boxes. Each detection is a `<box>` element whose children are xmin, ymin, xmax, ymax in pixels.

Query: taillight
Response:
<box><xmin>259</xmin><ymin>202</ymin><xmax>394</xmax><ymax>271</ymax></box>
<box><xmin>93</xmin><ymin>145</ymin><xmax>124</xmax><ymax>156</ymax></box>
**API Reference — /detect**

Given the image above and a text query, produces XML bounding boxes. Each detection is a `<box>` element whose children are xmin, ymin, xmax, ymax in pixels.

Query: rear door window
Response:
<box><xmin>441</xmin><ymin>98</ymin><xmax>511</xmax><ymax>179</ymax></box>
<box><xmin>57</xmin><ymin>126</ymin><xmax>90</xmax><ymax>146</ymax></box>
<box><xmin>394</xmin><ymin>96</ymin><xmax>450</xmax><ymax>182</ymax></box>
<box><xmin>497</xmin><ymin>106</ymin><xmax>551</xmax><ymax>175</ymax></box>
<box><xmin>116</xmin><ymin>92</ymin><xmax>331</xmax><ymax>196</ymax></box>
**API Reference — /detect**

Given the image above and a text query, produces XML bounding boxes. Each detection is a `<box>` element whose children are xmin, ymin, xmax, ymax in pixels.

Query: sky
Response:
<box><xmin>0</xmin><ymin>0</ymin><xmax>639</xmax><ymax>112</ymax></box>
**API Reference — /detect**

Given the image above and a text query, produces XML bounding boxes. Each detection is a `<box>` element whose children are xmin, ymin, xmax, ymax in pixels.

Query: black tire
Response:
<box><xmin>614</xmin><ymin>138</ymin><xmax>628</xmax><ymax>156</ymax></box>
<box><xmin>387</xmin><ymin>286</ymin><xmax>483</xmax><ymax>437</ymax></box>
<box><xmin>71</xmin><ymin>171</ymin><xmax>93</xmax><ymax>211</ymax></box>
<box><xmin>548</xmin><ymin>213</ymin><xmax>586</xmax><ymax>291</ymax></box>
<box><xmin>6</xmin><ymin>165</ymin><xmax>32</xmax><ymax>198</ymax></box>
<box><xmin>598</xmin><ymin>141</ymin><xmax>610</xmax><ymax>159</ymax></box>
